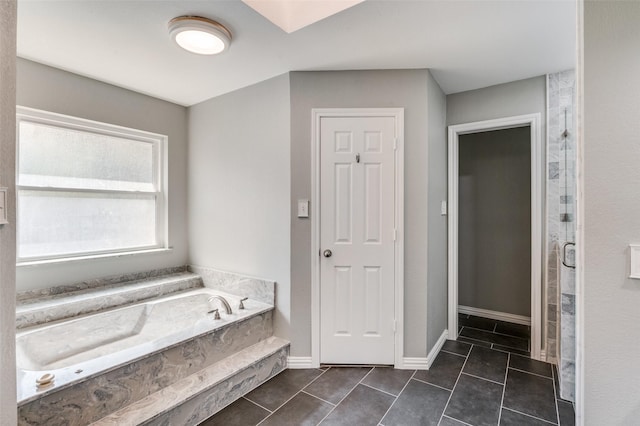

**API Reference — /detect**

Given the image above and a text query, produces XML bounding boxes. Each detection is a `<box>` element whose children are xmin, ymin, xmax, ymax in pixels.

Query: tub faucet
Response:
<box><xmin>208</xmin><ymin>295</ymin><xmax>233</xmax><ymax>315</ymax></box>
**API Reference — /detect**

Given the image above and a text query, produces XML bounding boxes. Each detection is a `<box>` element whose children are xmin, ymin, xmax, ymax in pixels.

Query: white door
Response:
<box><xmin>320</xmin><ymin>115</ymin><xmax>396</xmax><ymax>364</ymax></box>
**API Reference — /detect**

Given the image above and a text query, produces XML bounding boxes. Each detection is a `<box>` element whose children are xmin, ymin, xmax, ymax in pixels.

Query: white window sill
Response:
<box><xmin>16</xmin><ymin>247</ymin><xmax>173</xmax><ymax>267</ymax></box>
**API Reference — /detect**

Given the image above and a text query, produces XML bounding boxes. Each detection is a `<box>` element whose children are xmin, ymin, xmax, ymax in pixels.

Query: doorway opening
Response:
<box><xmin>448</xmin><ymin>114</ymin><xmax>543</xmax><ymax>360</ymax></box>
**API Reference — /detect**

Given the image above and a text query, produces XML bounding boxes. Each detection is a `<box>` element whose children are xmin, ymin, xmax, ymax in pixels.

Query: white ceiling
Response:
<box><xmin>17</xmin><ymin>0</ymin><xmax>576</xmax><ymax>107</ymax></box>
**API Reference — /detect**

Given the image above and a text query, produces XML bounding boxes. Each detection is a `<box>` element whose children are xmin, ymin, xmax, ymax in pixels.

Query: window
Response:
<box><xmin>16</xmin><ymin>107</ymin><xmax>168</xmax><ymax>262</ymax></box>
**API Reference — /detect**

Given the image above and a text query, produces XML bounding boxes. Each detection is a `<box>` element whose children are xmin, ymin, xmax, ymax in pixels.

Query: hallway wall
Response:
<box><xmin>582</xmin><ymin>1</ymin><xmax>640</xmax><ymax>423</ymax></box>
<box><xmin>0</xmin><ymin>1</ymin><xmax>17</xmax><ymax>423</ymax></box>
<box><xmin>458</xmin><ymin>127</ymin><xmax>532</xmax><ymax>317</ymax></box>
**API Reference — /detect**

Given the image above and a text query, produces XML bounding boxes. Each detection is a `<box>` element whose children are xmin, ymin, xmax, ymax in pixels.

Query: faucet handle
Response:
<box><xmin>239</xmin><ymin>297</ymin><xmax>249</xmax><ymax>310</ymax></box>
<box><xmin>208</xmin><ymin>308</ymin><xmax>221</xmax><ymax>320</ymax></box>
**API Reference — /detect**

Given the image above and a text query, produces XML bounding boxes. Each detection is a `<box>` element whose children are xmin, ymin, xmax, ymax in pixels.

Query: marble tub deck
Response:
<box><xmin>16</xmin><ymin>266</ymin><xmax>282</xmax><ymax>425</ymax></box>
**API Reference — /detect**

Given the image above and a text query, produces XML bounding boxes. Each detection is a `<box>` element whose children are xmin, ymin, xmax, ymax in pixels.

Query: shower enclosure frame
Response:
<box><xmin>447</xmin><ymin>113</ymin><xmax>543</xmax><ymax>361</ymax></box>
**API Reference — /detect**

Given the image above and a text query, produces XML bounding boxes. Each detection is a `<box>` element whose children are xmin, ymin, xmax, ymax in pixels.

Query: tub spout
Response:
<box><xmin>208</xmin><ymin>295</ymin><xmax>233</xmax><ymax>315</ymax></box>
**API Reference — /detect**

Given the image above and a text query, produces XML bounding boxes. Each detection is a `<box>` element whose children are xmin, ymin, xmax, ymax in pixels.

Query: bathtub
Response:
<box><xmin>16</xmin><ymin>287</ymin><xmax>273</xmax><ymax>405</ymax></box>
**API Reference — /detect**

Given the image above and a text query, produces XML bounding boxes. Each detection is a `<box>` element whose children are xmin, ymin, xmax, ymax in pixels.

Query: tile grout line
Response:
<box><xmin>442</xmin><ymin>414</ymin><xmax>474</xmax><ymax>426</ymax></box>
<box><xmin>411</xmin><ymin>376</ymin><xmax>455</xmax><ymax>393</ymax></box>
<box><xmin>377</xmin><ymin>369</ymin><xmax>418</xmax><ymax>426</ymax></box>
<box><xmin>551</xmin><ymin>362</ymin><xmax>562</xmax><ymax>426</ymax></box>
<box><xmin>241</xmin><ymin>396</ymin><xmax>273</xmax><ymax>414</ymax></box>
<box><xmin>460</xmin><ymin>323</ymin><xmax>530</xmax><ymax>341</ymax></box>
<box><xmin>460</xmin><ymin>325</ymin><xmax>530</xmax><ymax>343</ymax></box>
<box><xmin>508</xmin><ymin>366</ymin><xmax>554</xmax><ymax>380</ymax></box>
<box><xmin>490</xmin><ymin>346</ymin><xmax>530</xmax><ymax>357</ymax></box>
<box><xmin>437</xmin><ymin>341</ymin><xmax>472</xmax><ymax>425</ymax></box>
<box><xmin>300</xmin><ymin>390</ymin><xmax>336</xmax><ymax>407</ymax></box>
<box><xmin>460</xmin><ymin>371</ymin><xmax>505</xmax><ymax>387</ymax></box>
<box><xmin>440</xmin><ymin>349</ymin><xmax>468</xmax><ymax>358</ymax></box>
<box><xmin>255</xmin><ymin>367</ymin><xmax>329</xmax><ymax>426</ymax></box>
<box><xmin>314</xmin><ymin>366</ymin><xmax>375</xmax><ymax>425</ymax></box>
<box><xmin>359</xmin><ymin>381</ymin><xmax>401</xmax><ymax>398</ymax></box>
<box><xmin>502</xmin><ymin>406</ymin><xmax>559</xmax><ymax>425</ymax></box>
<box><xmin>496</xmin><ymin>352</ymin><xmax>510</xmax><ymax>425</ymax></box>
<box><xmin>459</xmin><ymin>334</ymin><xmax>529</xmax><ymax>354</ymax></box>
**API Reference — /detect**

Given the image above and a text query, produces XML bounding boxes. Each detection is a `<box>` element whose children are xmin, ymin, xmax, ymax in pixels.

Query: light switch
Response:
<box><xmin>630</xmin><ymin>245</ymin><xmax>640</xmax><ymax>279</ymax></box>
<box><xmin>297</xmin><ymin>199</ymin><xmax>309</xmax><ymax>218</ymax></box>
<box><xmin>0</xmin><ymin>187</ymin><xmax>7</xmax><ymax>225</ymax></box>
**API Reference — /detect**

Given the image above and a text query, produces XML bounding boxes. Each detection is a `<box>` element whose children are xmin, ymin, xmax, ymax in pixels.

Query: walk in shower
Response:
<box><xmin>546</xmin><ymin>70</ymin><xmax>576</xmax><ymax>402</ymax></box>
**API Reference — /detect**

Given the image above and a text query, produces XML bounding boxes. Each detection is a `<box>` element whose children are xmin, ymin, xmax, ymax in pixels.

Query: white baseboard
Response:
<box><xmin>287</xmin><ymin>356</ymin><xmax>315</xmax><ymax>369</ymax></box>
<box><xmin>458</xmin><ymin>305</ymin><xmax>531</xmax><ymax>326</ymax></box>
<box><xmin>399</xmin><ymin>330</ymin><xmax>448</xmax><ymax>371</ymax></box>
<box><xmin>426</xmin><ymin>329</ymin><xmax>449</xmax><ymax>368</ymax></box>
<box><xmin>401</xmin><ymin>357</ymin><xmax>429</xmax><ymax>370</ymax></box>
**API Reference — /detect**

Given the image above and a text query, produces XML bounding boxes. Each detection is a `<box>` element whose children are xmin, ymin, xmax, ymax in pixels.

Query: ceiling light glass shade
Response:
<box><xmin>169</xmin><ymin>16</ymin><xmax>232</xmax><ymax>55</ymax></box>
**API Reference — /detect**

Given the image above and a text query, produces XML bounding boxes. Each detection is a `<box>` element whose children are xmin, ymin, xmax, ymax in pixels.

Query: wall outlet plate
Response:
<box><xmin>630</xmin><ymin>245</ymin><xmax>640</xmax><ymax>279</ymax></box>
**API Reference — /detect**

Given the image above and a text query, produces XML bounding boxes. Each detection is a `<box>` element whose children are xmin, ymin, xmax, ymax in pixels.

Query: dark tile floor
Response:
<box><xmin>200</xmin><ymin>338</ymin><xmax>575</xmax><ymax>426</ymax></box>
<box><xmin>457</xmin><ymin>314</ymin><xmax>531</xmax><ymax>357</ymax></box>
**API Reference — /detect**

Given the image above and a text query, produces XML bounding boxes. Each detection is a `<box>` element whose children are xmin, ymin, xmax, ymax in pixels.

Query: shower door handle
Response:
<box><xmin>562</xmin><ymin>242</ymin><xmax>576</xmax><ymax>269</ymax></box>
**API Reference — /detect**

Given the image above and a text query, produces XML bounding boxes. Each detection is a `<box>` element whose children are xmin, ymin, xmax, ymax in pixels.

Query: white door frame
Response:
<box><xmin>447</xmin><ymin>113</ymin><xmax>543</xmax><ymax>361</ymax></box>
<box><xmin>311</xmin><ymin>108</ymin><xmax>405</xmax><ymax>368</ymax></box>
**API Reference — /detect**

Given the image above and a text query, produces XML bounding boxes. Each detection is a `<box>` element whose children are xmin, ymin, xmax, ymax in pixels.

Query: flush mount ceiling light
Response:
<box><xmin>168</xmin><ymin>16</ymin><xmax>232</xmax><ymax>55</ymax></box>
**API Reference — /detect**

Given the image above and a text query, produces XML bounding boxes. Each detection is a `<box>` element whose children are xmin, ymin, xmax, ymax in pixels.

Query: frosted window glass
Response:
<box><xmin>18</xmin><ymin>121</ymin><xmax>155</xmax><ymax>191</ymax></box>
<box><xmin>18</xmin><ymin>191</ymin><xmax>157</xmax><ymax>259</ymax></box>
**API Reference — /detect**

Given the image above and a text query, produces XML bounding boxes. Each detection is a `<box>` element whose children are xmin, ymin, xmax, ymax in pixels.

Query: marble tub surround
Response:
<box><xmin>93</xmin><ymin>337</ymin><xmax>289</xmax><ymax>426</ymax></box>
<box><xmin>18</xmin><ymin>311</ymin><xmax>275</xmax><ymax>425</ymax></box>
<box><xmin>17</xmin><ymin>288</ymin><xmax>273</xmax><ymax>407</ymax></box>
<box><xmin>16</xmin><ymin>269</ymin><xmax>202</xmax><ymax>329</ymax></box>
<box><xmin>17</xmin><ymin>265</ymin><xmax>188</xmax><ymax>302</ymax></box>
<box><xmin>189</xmin><ymin>265</ymin><xmax>275</xmax><ymax>305</ymax></box>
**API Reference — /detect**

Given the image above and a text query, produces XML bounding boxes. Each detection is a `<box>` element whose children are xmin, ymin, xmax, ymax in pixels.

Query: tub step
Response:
<box><xmin>17</xmin><ymin>271</ymin><xmax>203</xmax><ymax>328</ymax></box>
<box><xmin>91</xmin><ymin>336</ymin><xmax>290</xmax><ymax>426</ymax></box>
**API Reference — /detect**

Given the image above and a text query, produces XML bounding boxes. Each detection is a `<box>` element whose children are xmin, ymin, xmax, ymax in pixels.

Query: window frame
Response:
<box><xmin>16</xmin><ymin>106</ymin><xmax>169</xmax><ymax>264</ymax></box>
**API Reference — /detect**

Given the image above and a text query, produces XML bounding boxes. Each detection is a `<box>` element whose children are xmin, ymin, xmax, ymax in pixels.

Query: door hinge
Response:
<box><xmin>394</xmin><ymin>137</ymin><xmax>398</xmax><ymax>150</ymax></box>
<box><xmin>393</xmin><ymin>228</ymin><xmax>397</xmax><ymax>241</ymax></box>
<box><xmin>393</xmin><ymin>320</ymin><xmax>397</xmax><ymax>333</ymax></box>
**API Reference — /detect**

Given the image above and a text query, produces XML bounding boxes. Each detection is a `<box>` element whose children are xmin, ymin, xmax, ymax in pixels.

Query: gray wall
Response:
<box><xmin>447</xmin><ymin>76</ymin><xmax>546</xmax><ymax>127</ymax></box>
<box><xmin>0</xmin><ymin>1</ymin><xmax>17</xmax><ymax>423</ymax></box>
<box><xmin>426</xmin><ymin>73</ymin><xmax>448</xmax><ymax>350</ymax></box>
<box><xmin>583</xmin><ymin>1</ymin><xmax>640</xmax><ymax>423</ymax></box>
<box><xmin>290</xmin><ymin>69</ymin><xmax>447</xmax><ymax>358</ymax></box>
<box><xmin>15</xmin><ymin>59</ymin><xmax>189</xmax><ymax>292</ymax></box>
<box><xmin>188</xmin><ymin>74</ymin><xmax>291</xmax><ymax>342</ymax></box>
<box><xmin>458</xmin><ymin>128</ymin><xmax>531</xmax><ymax>317</ymax></box>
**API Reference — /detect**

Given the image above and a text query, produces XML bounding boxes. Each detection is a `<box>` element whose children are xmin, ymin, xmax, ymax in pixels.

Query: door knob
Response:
<box><xmin>323</xmin><ymin>249</ymin><xmax>332</xmax><ymax>258</ymax></box>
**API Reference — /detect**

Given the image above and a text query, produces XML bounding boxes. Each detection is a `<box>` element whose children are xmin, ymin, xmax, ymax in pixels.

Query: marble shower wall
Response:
<box><xmin>546</xmin><ymin>70</ymin><xmax>576</xmax><ymax>402</ymax></box>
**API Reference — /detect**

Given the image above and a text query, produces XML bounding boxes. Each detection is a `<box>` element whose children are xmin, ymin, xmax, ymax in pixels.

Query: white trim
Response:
<box><xmin>575</xmin><ymin>1</ymin><xmax>585</xmax><ymax>422</ymax></box>
<box><xmin>543</xmin><ymin>74</ymin><xmax>550</xmax><ymax>356</ymax></box>
<box><xmin>310</xmin><ymin>108</ymin><xmax>405</xmax><ymax>368</ymax></box>
<box><xmin>287</xmin><ymin>356</ymin><xmax>314</xmax><ymax>369</ymax></box>
<box><xmin>401</xmin><ymin>357</ymin><xmax>429</xmax><ymax>370</ymax></box>
<box><xmin>16</xmin><ymin>247</ymin><xmax>173</xmax><ymax>267</ymax></box>
<box><xmin>448</xmin><ymin>113</ymin><xmax>543</xmax><ymax>361</ymax></box>
<box><xmin>458</xmin><ymin>305</ymin><xmax>531</xmax><ymax>326</ymax></box>
<box><xmin>426</xmin><ymin>329</ymin><xmax>449</xmax><ymax>368</ymax></box>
